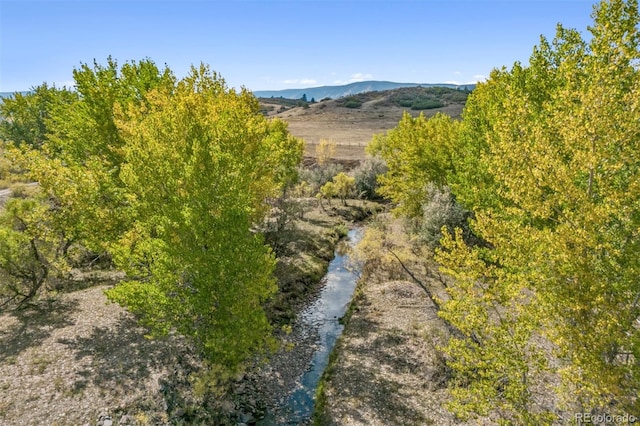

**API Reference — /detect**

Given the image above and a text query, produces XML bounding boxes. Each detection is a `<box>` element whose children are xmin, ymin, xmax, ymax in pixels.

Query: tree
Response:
<box><xmin>318</xmin><ymin>181</ymin><xmax>336</xmax><ymax>208</ymax></box>
<box><xmin>17</xmin><ymin>57</ymin><xmax>176</xmax><ymax>254</ymax></box>
<box><xmin>107</xmin><ymin>65</ymin><xmax>303</xmax><ymax>371</ymax></box>
<box><xmin>436</xmin><ymin>0</ymin><xmax>640</xmax><ymax>419</ymax></box>
<box><xmin>315</xmin><ymin>138</ymin><xmax>336</xmax><ymax>165</ymax></box>
<box><xmin>0</xmin><ymin>197</ymin><xmax>68</xmax><ymax>308</ymax></box>
<box><xmin>0</xmin><ymin>84</ymin><xmax>78</xmax><ymax>149</ymax></box>
<box><xmin>17</xmin><ymin>60</ymin><xmax>304</xmax><ymax>375</ymax></box>
<box><xmin>368</xmin><ymin>112</ymin><xmax>460</xmax><ymax>217</ymax></box>
<box><xmin>332</xmin><ymin>172</ymin><xmax>355</xmax><ymax>205</ymax></box>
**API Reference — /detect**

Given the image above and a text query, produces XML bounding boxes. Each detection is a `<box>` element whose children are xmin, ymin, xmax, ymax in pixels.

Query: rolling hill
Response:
<box><xmin>253</xmin><ymin>80</ymin><xmax>475</xmax><ymax>101</ymax></box>
<box><xmin>259</xmin><ymin>85</ymin><xmax>470</xmax><ymax>160</ymax></box>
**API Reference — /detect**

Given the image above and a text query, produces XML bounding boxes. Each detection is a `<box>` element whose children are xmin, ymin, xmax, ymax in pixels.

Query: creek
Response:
<box><xmin>258</xmin><ymin>228</ymin><xmax>364</xmax><ymax>425</ymax></box>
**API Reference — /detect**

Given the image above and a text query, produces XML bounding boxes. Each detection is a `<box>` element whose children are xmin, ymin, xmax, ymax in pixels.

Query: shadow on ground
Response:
<box><xmin>319</xmin><ymin>287</ymin><xmax>450</xmax><ymax>425</ymax></box>
<box><xmin>57</xmin><ymin>315</ymin><xmax>190</xmax><ymax>394</ymax></box>
<box><xmin>0</xmin><ymin>298</ymin><xmax>79</xmax><ymax>362</ymax></box>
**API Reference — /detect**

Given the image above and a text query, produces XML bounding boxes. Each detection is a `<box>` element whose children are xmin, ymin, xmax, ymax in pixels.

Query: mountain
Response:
<box><xmin>0</xmin><ymin>91</ymin><xmax>31</xmax><ymax>99</ymax></box>
<box><xmin>252</xmin><ymin>80</ymin><xmax>475</xmax><ymax>100</ymax></box>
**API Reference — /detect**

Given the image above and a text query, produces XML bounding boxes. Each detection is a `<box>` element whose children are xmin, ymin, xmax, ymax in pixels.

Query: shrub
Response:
<box><xmin>353</xmin><ymin>156</ymin><xmax>387</xmax><ymax>200</ymax></box>
<box><xmin>341</xmin><ymin>96</ymin><xmax>362</xmax><ymax>109</ymax></box>
<box><xmin>298</xmin><ymin>163</ymin><xmax>344</xmax><ymax>193</ymax></box>
<box><xmin>411</xmin><ymin>99</ymin><xmax>444</xmax><ymax>110</ymax></box>
<box><xmin>417</xmin><ymin>184</ymin><xmax>471</xmax><ymax>248</ymax></box>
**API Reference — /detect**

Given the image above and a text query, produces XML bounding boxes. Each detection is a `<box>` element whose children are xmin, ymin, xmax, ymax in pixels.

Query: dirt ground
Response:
<box><xmin>0</xmin><ymin>285</ymin><xmax>195</xmax><ymax>426</ymax></box>
<box><xmin>0</xmin><ymin>200</ymin><xmax>380</xmax><ymax>426</ymax></box>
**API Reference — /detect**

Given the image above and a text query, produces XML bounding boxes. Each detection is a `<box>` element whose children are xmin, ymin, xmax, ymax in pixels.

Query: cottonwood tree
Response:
<box><xmin>107</xmin><ymin>65</ymin><xmax>304</xmax><ymax>370</ymax></box>
<box><xmin>436</xmin><ymin>0</ymin><xmax>640</xmax><ymax>420</ymax></box>
<box><xmin>0</xmin><ymin>197</ymin><xmax>68</xmax><ymax>308</ymax></box>
<box><xmin>367</xmin><ymin>112</ymin><xmax>460</xmax><ymax>217</ymax></box>
<box><xmin>17</xmin><ymin>59</ymin><xmax>304</xmax><ymax>375</ymax></box>
<box><xmin>332</xmin><ymin>172</ymin><xmax>355</xmax><ymax>205</ymax></box>
<box><xmin>0</xmin><ymin>84</ymin><xmax>78</xmax><ymax>149</ymax></box>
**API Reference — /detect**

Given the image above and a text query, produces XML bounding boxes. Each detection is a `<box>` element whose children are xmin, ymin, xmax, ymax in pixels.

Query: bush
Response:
<box><xmin>411</xmin><ymin>99</ymin><xmax>444</xmax><ymax>110</ymax></box>
<box><xmin>298</xmin><ymin>163</ymin><xmax>344</xmax><ymax>194</ymax></box>
<box><xmin>417</xmin><ymin>184</ymin><xmax>471</xmax><ymax>248</ymax></box>
<box><xmin>332</xmin><ymin>172</ymin><xmax>356</xmax><ymax>205</ymax></box>
<box><xmin>353</xmin><ymin>156</ymin><xmax>387</xmax><ymax>200</ymax></box>
<box><xmin>343</xmin><ymin>99</ymin><xmax>362</xmax><ymax>109</ymax></box>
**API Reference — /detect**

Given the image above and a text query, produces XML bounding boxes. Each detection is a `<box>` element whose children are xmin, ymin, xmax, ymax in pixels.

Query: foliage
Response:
<box><xmin>298</xmin><ymin>162</ymin><xmax>344</xmax><ymax>194</ymax></box>
<box><xmin>15</xmin><ymin>59</ymin><xmax>304</xmax><ymax>374</ymax></box>
<box><xmin>336</xmin><ymin>96</ymin><xmax>362</xmax><ymax>109</ymax></box>
<box><xmin>0</xmin><ymin>197</ymin><xmax>68</xmax><ymax>308</ymax></box>
<box><xmin>331</xmin><ymin>172</ymin><xmax>356</xmax><ymax>205</ymax></box>
<box><xmin>315</xmin><ymin>138</ymin><xmax>337</xmax><ymax>165</ymax></box>
<box><xmin>436</xmin><ymin>0</ymin><xmax>640</xmax><ymax>419</ymax></box>
<box><xmin>366</xmin><ymin>0</ymin><xmax>640</xmax><ymax>420</ymax></box>
<box><xmin>16</xmin><ymin>57</ymin><xmax>177</xmax><ymax>253</ymax></box>
<box><xmin>410</xmin><ymin>99</ymin><xmax>444</xmax><ymax>110</ymax></box>
<box><xmin>316</xmin><ymin>172</ymin><xmax>356</xmax><ymax>207</ymax></box>
<box><xmin>390</xmin><ymin>86</ymin><xmax>471</xmax><ymax>105</ymax></box>
<box><xmin>0</xmin><ymin>144</ymin><xmax>12</xmax><ymax>185</ymax></box>
<box><xmin>367</xmin><ymin>112</ymin><xmax>460</xmax><ymax>217</ymax></box>
<box><xmin>416</xmin><ymin>184</ymin><xmax>471</xmax><ymax>248</ymax></box>
<box><xmin>352</xmin><ymin>155</ymin><xmax>388</xmax><ymax>200</ymax></box>
<box><xmin>318</xmin><ymin>181</ymin><xmax>336</xmax><ymax>207</ymax></box>
<box><xmin>0</xmin><ymin>84</ymin><xmax>78</xmax><ymax>149</ymax></box>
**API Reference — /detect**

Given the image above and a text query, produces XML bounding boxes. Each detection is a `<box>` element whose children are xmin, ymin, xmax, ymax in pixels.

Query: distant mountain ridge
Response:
<box><xmin>253</xmin><ymin>80</ymin><xmax>475</xmax><ymax>100</ymax></box>
<box><xmin>0</xmin><ymin>91</ymin><xmax>31</xmax><ymax>99</ymax></box>
<box><xmin>2</xmin><ymin>81</ymin><xmax>476</xmax><ymax>102</ymax></box>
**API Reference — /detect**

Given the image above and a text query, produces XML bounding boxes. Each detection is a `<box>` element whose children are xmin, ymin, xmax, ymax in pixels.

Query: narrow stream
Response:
<box><xmin>258</xmin><ymin>228</ymin><xmax>363</xmax><ymax>425</ymax></box>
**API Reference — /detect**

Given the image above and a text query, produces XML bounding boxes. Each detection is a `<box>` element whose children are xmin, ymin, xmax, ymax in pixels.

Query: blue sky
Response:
<box><xmin>1</xmin><ymin>0</ymin><xmax>597</xmax><ymax>93</ymax></box>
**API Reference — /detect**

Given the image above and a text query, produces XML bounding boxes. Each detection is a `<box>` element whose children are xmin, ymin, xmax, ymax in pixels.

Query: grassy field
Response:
<box><xmin>260</xmin><ymin>88</ymin><xmax>466</xmax><ymax>160</ymax></box>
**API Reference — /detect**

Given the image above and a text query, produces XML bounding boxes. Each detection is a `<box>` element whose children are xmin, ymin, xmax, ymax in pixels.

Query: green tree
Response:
<box><xmin>16</xmin><ymin>60</ymin><xmax>303</xmax><ymax>375</ymax></box>
<box><xmin>436</xmin><ymin>0</ymin><xmax>640</xmax><ymax>419</ymax></box>
<box><xmin>0</xmin><ymin>84</ymin><xmax>78</xmax><ymax>149</ymax></box>
<box><xmin>368</xmin><ymin>112</ymin><xmax>460</xmax><ymax>217</ymax></box>
<box><xmin>318</xmin><ymin>181</ymin><xmax>336</xmax><ymax>208</ymax></box>
<box><xmin>106</xmin><ymin>65</ymin><xmax>303</xmax><ymax>371</ymax></box>
<box><xmin>17</xmin><ymin>58</ymin><xmax>176</xmax><ymax>254</ymax></box>
<box><xmin>0</xmin><ymin>197</ymin><xmax>68</xmax><ymax>308</ymax></box>
<box><xmin>332</xmin><ymin>172</ymin><xmax>355</xmax><ymax>205</ymax></box>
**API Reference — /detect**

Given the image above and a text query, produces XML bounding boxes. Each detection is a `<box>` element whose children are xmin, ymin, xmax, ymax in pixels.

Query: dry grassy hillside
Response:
<box><xmin>259</xmin><ymin>87</ymin><xmax>467</xmax><ymax>160</ymax></box>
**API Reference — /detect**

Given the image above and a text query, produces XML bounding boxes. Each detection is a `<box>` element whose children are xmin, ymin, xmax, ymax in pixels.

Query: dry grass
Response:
<box><xmin>266</xmin><ymin>95</ymin><xmax>464</xmax><ymax>161</ymax></box>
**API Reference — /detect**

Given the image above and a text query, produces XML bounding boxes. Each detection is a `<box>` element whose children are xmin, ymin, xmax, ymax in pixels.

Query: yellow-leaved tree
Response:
<box><xmin>16</xmin><ymin>59</ymin><xmax>304</xmax><ymax>378</ymax></box>
<box><xmin>368</xmin><ymin>112</ymin><xmax>460</xmax><ymax>217</ymax></box>
<box><xmin>437</xmin><ymin>0</ymin><xmax>640</xmax><ymax>421</ymax></box>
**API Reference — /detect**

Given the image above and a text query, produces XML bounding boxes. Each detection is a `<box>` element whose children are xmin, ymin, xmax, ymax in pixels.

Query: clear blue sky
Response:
<box><xmin>1</xmin><ymin>0</ymin><xmax>597</xmax><ymax>93</ymax></box>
